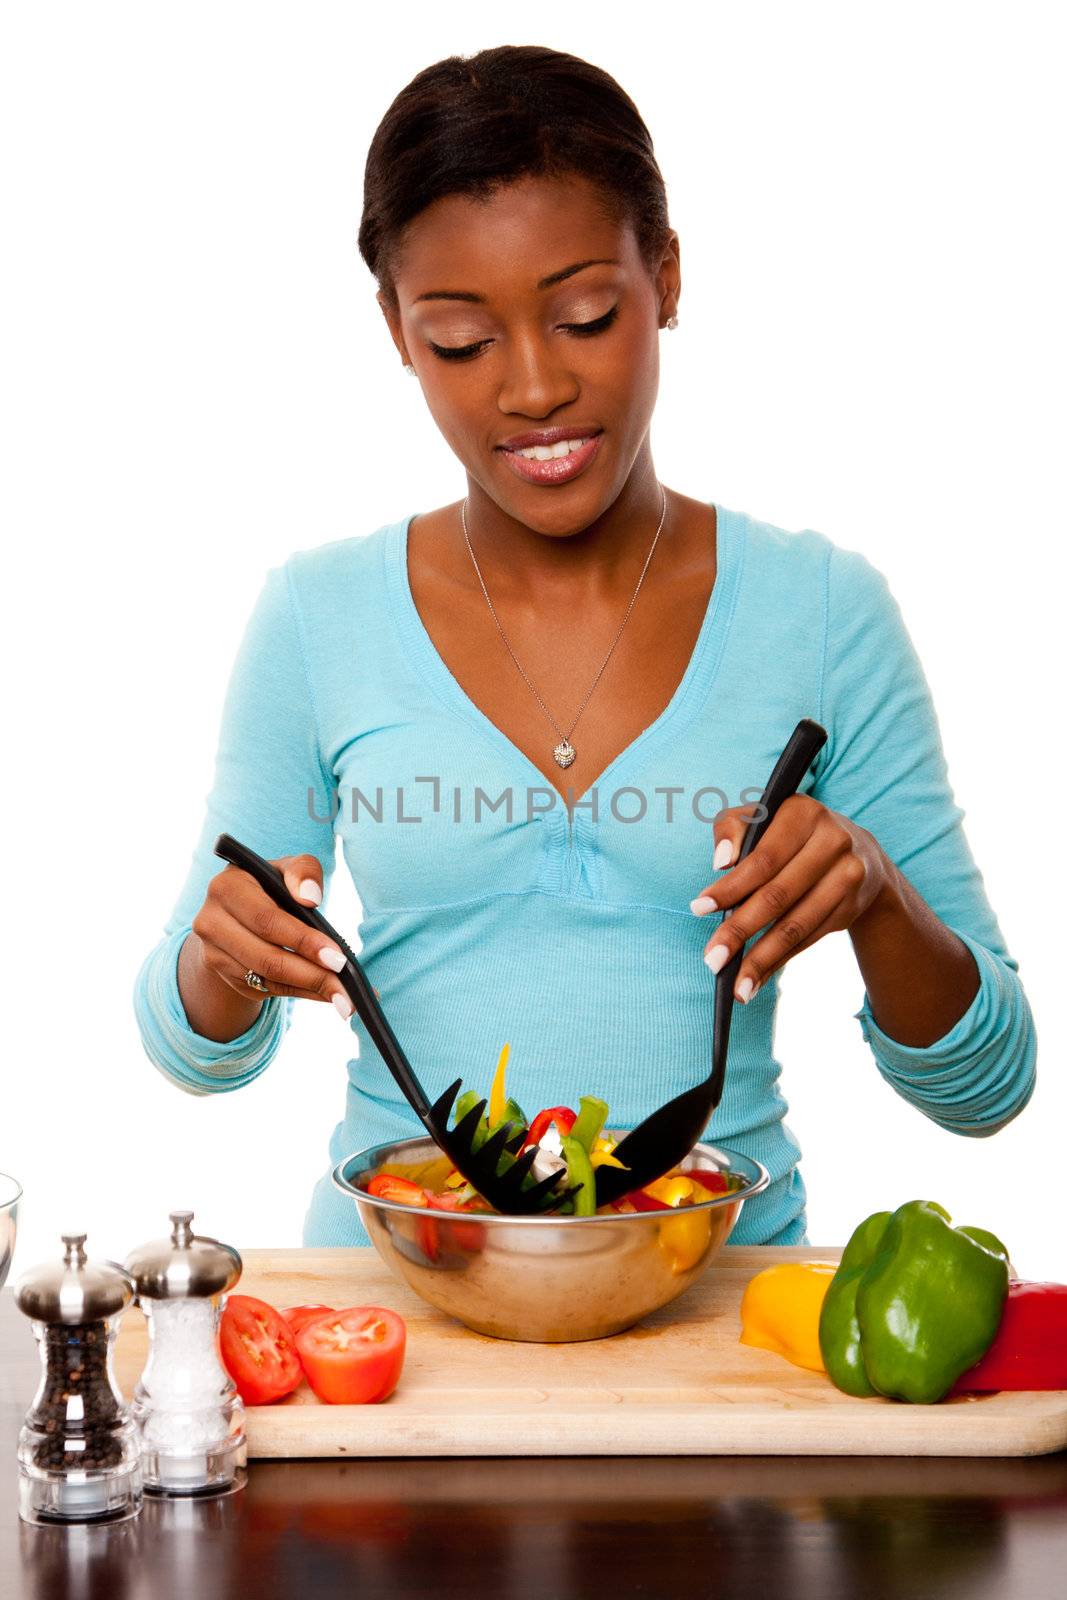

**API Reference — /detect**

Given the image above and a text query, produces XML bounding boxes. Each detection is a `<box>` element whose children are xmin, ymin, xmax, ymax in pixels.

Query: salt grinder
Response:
<box><xmin>124</xmin><ymin>1210</ymin><xmax>246</xmax><ymax>1496</ymax></box>
<box><xmin>15</xmin><ymin>1233</ymin><xmax>142</xmax><ymax>1524</ymax></box>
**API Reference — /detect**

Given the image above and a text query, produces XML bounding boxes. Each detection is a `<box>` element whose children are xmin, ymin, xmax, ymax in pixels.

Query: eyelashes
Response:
<box><xmin>428</xmin><ymin>304</ymin><xmax>621</xmax><ymax>363</ymax></box>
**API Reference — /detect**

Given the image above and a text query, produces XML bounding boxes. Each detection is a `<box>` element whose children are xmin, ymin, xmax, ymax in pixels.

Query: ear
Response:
<box><xmin>656</xmin><ymin>230</ymin><xmax>682</xmax><ymax>324</ymax></box>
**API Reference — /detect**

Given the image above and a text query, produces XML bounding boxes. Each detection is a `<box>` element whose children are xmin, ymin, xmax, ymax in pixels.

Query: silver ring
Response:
<box><xmin>244</xmin><ymin>969</ymin><xmax>269</xmax><ymax>993</ymax></box>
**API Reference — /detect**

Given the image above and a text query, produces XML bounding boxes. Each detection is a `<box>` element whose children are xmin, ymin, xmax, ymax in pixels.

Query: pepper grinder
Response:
<box><xmin>124</xmin><ymin>1210</ymin><xmax>247</xmax><ymax>1497</ymax></box>
<box><xmin>15</xmin><ymin>1233</ymin><xmax>142</xmax><ymax>1524</ymax></box>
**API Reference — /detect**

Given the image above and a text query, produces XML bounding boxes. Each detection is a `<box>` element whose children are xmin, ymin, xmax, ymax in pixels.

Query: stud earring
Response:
<box><xmin>666</xmin><ymin>314</ymin><xmax>679</xmax><ymax>330</ymax></box>
<box><xmin>404</xmin><ymin>363</ymin><xmax>416</xmax><ymax>375</ymax></box>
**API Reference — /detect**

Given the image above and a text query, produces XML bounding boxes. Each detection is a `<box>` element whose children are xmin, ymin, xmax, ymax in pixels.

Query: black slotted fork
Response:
<box><xmin>212</xmin><ymin>833</ymin><xmax>576</xmax><ymax>1214</ymax></box>
<box><xmin>592</xmin><ymin>717</ymin><xmax>829</xmax><ymax>1208</ymax></box>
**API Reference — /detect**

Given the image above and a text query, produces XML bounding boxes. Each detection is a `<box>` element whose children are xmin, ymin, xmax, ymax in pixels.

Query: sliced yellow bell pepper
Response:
<box><xmin>738</xmin><ymin>1262</ymin><xmax>838</xmax><ymax>1373</ymax></box>
<box><xmin>646</xmin><ymin>1175</ymin><xmax>696</xmax><ymax>1208</ymax></box>
<box><xmin>488</xmin><ymin>1041</ymin><xmax>510</xmax><ymax>1128</ymax></box>
<box><xmin>658</xmin><ymin>1208</ymin><xmax>712</xmax><ymax>1274</ymax></box>
<box><xmin>590</xmin><ymin>1142</ymin><xmax>629</xmax><ymax>1171</ymax></box>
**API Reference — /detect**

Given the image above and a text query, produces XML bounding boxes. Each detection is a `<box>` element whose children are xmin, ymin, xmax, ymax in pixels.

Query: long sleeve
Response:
<box><xmin>810</xmin><ymin>539</ymin><xmax>1036</xmax><ymax>1136</ymax></box>
<box><xmin>132</xmin><ymin>560</ymin><xmax>338</xmax><ymax>1095</ymax></box>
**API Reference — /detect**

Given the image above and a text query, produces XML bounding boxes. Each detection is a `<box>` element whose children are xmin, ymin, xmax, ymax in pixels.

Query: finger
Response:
<box><xmin>733</xmin><ymin>894</ymin><xmax>847</xmax><ymax>1004</ymax></box>
<box><xmin>689</xmin><ymin>805</ymin><xmax>755</xmax><ymax>913</ymax></box>
<box><xmin>198</xmin><ymin>904</ymin><xmax>353</xmax><ymax>1010</ymax></box>
<box><xmin>692</xmin><ymin>795</ymin><xmax>832</xmax><ymax>916</ymax></box>
<box><xmin>701</xmin><ymin>825</ymin><xmax>848</xmax><ymax>972</ymax></box>
<box><xmin>208</xmin><ymin>946</ymin><xmax>354</xmax><ymax>1016</ymax></box>
<box><xmin>279</xmin><ymin>853</ymin><xmax>324</xmax><ymax>908</ymax></box>
<box><xmin>213</xmin><ymin>869</ymin><xmax>347</xmax><ymax>974</ymax></box>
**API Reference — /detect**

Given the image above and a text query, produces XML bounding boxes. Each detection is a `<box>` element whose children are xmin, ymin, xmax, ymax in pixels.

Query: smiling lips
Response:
<box><xmin>496</xmin><ymin>429</ymin><xmax>603</xmax><ymax>485</ymax></box>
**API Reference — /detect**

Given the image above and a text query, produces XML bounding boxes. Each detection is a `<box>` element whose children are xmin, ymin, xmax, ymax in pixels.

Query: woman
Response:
<box><xmin>134</xmin><ymin>45</ymin><xmax>1035</xmax><ymax>1247</ymax></box>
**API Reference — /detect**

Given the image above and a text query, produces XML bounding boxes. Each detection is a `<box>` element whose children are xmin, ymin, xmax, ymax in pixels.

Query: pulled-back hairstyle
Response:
<box><xmin>359</xmin><ymin>45</ymin><xmax>672</xmax><ymax>313</ymax></box>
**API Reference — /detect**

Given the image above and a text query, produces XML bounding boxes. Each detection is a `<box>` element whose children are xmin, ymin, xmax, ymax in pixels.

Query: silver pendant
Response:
<box><xmin>553</xmin><ymin>740</ymin><xmax>576</xmax><ymax>769</ymax></box>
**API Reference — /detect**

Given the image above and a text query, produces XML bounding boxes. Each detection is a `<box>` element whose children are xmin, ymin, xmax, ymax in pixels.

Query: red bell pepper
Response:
<box><xmin>521</xmin><ymin>1106</ymin><xmax>577</xmax><ymax>1151</ymax></box>
<box><xmin>622</xmin><ymin>1187</ymin><xmax>672</xmax><ymax>1213</ymax></box>
<box><xmin>689</xmin><ymin>1170</ymin><xmax>730</xmax><ymax>1195</ymax></box>
<box><xmin>952</xmin><ymin>1281</ymin><xmax>1067</xmax><ymax>1392</ymax></box>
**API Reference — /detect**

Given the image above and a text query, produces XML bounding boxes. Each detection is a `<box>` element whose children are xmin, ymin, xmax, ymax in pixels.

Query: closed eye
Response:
<box><xmin>428</xmin><ymin>304</ymin><xmax>620</xmax><ymax>363</ymax></box>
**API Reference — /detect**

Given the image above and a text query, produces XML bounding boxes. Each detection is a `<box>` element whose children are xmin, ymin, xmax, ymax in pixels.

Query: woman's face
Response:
<box><xmin>380</xmin><ymin>172</ymin><xmax>680</xmax><ymax>536</ymax></box>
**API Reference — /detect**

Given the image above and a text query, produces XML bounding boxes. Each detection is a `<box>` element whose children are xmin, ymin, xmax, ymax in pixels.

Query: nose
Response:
<box><xmin>496</xmin><ymin>324</ymin><xmax>579</xmax><ymax>420</ymax></box>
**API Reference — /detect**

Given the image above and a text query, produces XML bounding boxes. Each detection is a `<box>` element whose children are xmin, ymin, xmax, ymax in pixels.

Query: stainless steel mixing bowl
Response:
<box><xmin>332</xmin><ymin>1137</ymin><xmax>770</xmax><ymax>1342</ymax></box>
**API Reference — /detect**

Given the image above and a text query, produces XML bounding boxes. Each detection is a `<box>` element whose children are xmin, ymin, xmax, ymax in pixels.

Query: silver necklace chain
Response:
<box><xmin>461</xmin><ymin>485</ymin><xmax>669</xmax><ymax>769</ymax></box>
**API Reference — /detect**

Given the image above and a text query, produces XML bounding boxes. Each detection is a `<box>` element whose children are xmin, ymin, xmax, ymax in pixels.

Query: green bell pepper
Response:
<box><xmin>569</xmin><ymin>1096</ymin><xmax>609</xmax><ymax>1154</ymax></box>
<box><xmin>451</xmin><ymin>1091</ymin><xmax>527</xmax><ymax>1155</ymax></box>
<box><xmin>453</xmin><ymin>1089</ymin><xmax>483</xmax><ymax>1126</ymax></box>
<box><xmin>819</xmin><ymin>1199</ymin><xmax>1010</xmax><ymax>1403</ymax></box>
<box><xmin>561</xmin><ymin>1135</ymin><xmax>597</xmax><ymax>1217</ymax></box>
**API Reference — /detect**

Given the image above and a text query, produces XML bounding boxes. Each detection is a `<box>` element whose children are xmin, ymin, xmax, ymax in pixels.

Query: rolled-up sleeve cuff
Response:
<box><xmin>854</xmin><ymin>928</ymin><xmax>1037</xmax><ymax>1135</ymax></box>
<box><xmin>133</xmin><ymin>928</ymin><xmax>292</xmax><ymax>1096</ymax></box>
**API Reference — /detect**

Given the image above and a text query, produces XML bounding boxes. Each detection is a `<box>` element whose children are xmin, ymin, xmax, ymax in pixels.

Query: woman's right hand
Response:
<box><xmin>185</xmin><ymin>852</ymin><xmax>354</xmax><ymax>1023</ymax></box>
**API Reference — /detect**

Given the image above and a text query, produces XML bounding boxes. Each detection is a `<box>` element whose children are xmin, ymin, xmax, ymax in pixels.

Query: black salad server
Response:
<box><xmin>212</xmin><ymin>833</ymin><xmax>576</xmax><ymax>1215</ymax></box>
<box><xmin>592</xmin><ymin>717</ymin><xmax>829</xmax><ymax>1207</ymax></box>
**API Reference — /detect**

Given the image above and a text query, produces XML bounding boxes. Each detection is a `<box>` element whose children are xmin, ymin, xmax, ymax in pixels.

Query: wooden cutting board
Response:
<box><xmin>111</xmin><ymin>1246</ymin><xmax>1067</xmax><ymax>1458</ymax></box>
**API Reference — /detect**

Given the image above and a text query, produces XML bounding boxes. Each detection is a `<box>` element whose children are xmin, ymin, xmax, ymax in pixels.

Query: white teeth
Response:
<box><xmin>514</xmin><ymin>437</ymin><xmax>591</xmax><ymax>461</ymax></box>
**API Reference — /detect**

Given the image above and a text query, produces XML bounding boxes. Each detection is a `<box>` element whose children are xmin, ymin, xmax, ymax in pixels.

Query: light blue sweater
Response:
<box><xmin>133</xmin><ymin>504</ymin><xmax>1036</xmax><ymax>1246</ymax></box>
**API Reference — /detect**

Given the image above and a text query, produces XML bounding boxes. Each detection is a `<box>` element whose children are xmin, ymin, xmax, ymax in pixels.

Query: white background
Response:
<box><xmin>2</xmin><ymin>3</ymin><xmax>1064</xmax><ymax>1279</ymax></box>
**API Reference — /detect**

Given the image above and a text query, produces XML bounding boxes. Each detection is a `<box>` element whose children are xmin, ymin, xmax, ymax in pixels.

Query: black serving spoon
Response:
<box><xmin>592</xmin><ymin>717</ymin><xmax>829</xmax><ymax>1208</ymax></box>
<box><xmin>212</xmin><ymin>833</ymin><xmax>577</xmax><ymax>1215</ymax></box>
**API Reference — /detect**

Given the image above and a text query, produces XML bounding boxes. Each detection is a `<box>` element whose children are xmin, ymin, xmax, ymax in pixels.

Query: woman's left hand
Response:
<box><xmin>690</xmin><ymin>795</ymin><xmax>895</xmax><ymax>1003</ymax></box>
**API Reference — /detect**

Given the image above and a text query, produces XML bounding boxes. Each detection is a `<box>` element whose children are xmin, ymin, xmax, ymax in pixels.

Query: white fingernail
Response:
<box><xmin>299</xmin><ymin>878</ymin><xmax>322</xmax><ymax>905</ymax></box>
<box><xmin>690</xmin><ymin>896</ymin><xmax>718</xmax><ymax>915</ymax></box>
<box><xmin>714</xmin><ymin>839</ymin><xmax>734</xmax><ymax>870</ymax></box>
<box><xmin>318</xmin><ymin>947</ymin><xmax>345</xmax><ymax>972</ymax></box>
<box><xmin>736</xmin><ymin>977</ymin><xmax>754</xmax><ymax>1003</ymax></box>
<box><xmin>331</xmin><ymin>992</ymin><xmax>353</xmax><ymax>1019</ymax></box>
<box><xmin>704</xmin><ymin>944</ymin><xmax>730</xmax><ymax>974</ymax></box>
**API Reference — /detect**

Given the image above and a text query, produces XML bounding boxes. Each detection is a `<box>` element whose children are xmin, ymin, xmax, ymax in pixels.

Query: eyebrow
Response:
<box><xmin>412</xmin><ymin>258</ymin><xmax>621</xmax><ymax>305</ymax></box>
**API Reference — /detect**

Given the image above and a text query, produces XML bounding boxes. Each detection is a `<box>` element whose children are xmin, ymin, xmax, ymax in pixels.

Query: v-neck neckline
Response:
<box><xmin>385</xmin><ymin>500</ymin><xmax>744</xmax><ymax>810</ymax></box>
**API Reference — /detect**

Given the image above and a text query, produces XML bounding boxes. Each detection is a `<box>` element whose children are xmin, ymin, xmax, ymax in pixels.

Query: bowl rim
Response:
<box><xmin>0</xmin><ymin>1171</ymin><xmax>22</xmax><ymax>1211</ymax></box>
<box><xmin>332</xmin><ymin>1136</ymin><xmax>770</xmax><ymax>1225</ymax></box>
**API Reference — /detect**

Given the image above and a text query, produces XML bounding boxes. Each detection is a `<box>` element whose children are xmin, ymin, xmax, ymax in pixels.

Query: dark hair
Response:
<box><xmin>358</xmin><ymin>45</ymin><xmax>672</xmax><ymax>312</ymax></box>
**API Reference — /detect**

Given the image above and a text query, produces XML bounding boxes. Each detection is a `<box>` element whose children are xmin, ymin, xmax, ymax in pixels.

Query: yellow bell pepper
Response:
<box><xmin>658</xmin><ymin>1208</ymin><xmax>712</xmax><ymax>1274</ymax></box>
<box><xmin>488</xmin><ymin>1041</ymin><xmax>510</xmax><ymax>1128</ymax></box>
<box><xmin>646</xmin><ymin>1175</ymin><xmax>696</xmax><ymax>1208</ymax></box>
<box><xmin>738</xmin><ymin>1262</ymin><xmax>838</xmax><ymax>1373</ymax></box>
<box><xmin>590</xmin><ymin>1137</ymin><xmax>629</xmax><ymax>1172</ymax></box>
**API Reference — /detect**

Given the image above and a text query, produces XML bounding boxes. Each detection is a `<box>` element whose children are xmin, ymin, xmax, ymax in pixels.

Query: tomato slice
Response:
<box><xmin>220</xmin><ymin>1294</ymin><xmax>303</xmax><ymax>1405</ymax></box>
<box><xmin>367</xmin><ymin>1175</ymin><xmax>430</xmax><ymax>1207</ymax></box>
<box><xmin>295</xmin><ymin>1307</ymin><xmax>407</xmax><ymax>1404</ymax></box>
<box><xmin>282</xmin><ymin>1303</ymin><xmax>336</xmax><ymax>1337</ymax></box>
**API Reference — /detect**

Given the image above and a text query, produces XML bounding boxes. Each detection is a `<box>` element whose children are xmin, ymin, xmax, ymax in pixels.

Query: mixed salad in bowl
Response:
<box><xmin>365</xmin><ymin>1043</ymin><xmax>746</xmax><ymax>1219</ymax></box>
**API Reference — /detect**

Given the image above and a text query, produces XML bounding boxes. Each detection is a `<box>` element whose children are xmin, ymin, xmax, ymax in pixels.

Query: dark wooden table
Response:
<box><xmin>3</xmin><ymin>1290</ymin><xmax>1066</xmax><ymax>1600</ymax></box>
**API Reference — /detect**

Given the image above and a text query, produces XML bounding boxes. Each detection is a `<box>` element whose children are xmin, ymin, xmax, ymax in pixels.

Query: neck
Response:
<box><xmin>462</xmin><ymin>451</ymin><xmax>668</xmax><ymax>603</ymax></box>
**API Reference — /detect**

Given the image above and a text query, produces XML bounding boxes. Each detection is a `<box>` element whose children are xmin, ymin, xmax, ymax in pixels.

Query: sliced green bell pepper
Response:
<box><xmin>451</xmin><ymin>1090</ymin><xmax>527</xmax><ymax>1155</ymax></box>
<box><xmin>819</xmin><ymin>1199</ymin><xmax>1010</xmax><ymax>1403</ymax></box>
<box><xmin>569</xmin><ymin>1096</ymin><xmax>609</xmax><ymax>1154</ymax></box>
<box><xmin>561</xmin><ymin>1135</ymin><xmax>597</xmax><ymax>1217</ymax></box>
<box><xmin>453</xmin><ymin>1089</ymin><xmax>483</xmax><ymax>1127</ymax></box>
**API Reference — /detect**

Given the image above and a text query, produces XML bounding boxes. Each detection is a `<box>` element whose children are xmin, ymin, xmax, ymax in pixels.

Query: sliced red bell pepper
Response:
<box><xmin>521</xmin><ymin>1106</ymin><xmax>577</xmax><ymax>1151</ymax></box>
<box><xmin>623</xmin><ymin>1187</ymin><xmax>672</xmax><ymax>1213</ymax></box>
<box><xmin>951</xmin><ymin>1281</ymin><xmax>1067</xmax><ymax>1392</ymax></box>
<box><xmin>367</xmin><ymin>1175</ymin><xmax>429</xmax><ymax>1208</ymax></box>
<box><xmin>689</xmin><ymin>1170</ymin><xmax>730</xmax><ymax>1195</ymax></box>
